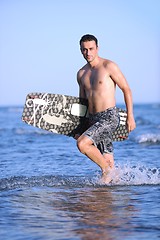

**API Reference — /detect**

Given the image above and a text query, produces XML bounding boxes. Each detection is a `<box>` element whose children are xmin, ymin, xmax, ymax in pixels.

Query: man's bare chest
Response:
<box><xmin>82</xmin><ymin>70</ymin><xmax>109</xmax><ymax>89</ymax></box>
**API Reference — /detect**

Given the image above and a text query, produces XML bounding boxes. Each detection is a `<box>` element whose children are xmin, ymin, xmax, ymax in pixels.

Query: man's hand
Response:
<box><xmin>127</xmin><ymin>115</ymin><xmax>136</xmax><ymax>132</ymax></box>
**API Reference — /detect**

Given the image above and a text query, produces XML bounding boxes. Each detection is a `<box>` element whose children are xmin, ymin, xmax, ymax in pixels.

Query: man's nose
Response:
<box><xmin>87</xmin><ymin>49</ymin><xmax>90</xmax><ymax>55</ymax></box>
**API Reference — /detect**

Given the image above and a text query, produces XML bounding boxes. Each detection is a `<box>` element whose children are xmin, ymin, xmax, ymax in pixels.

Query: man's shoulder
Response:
<box><xmin>101</xmin><ymin>59</ymin><xmax>118</xmax><ymax>72</ymax></box>
<box><xmin>77</xmin><ymin>64</ymin><xmax>87</xmax><ymax>82</ymax></box>
<box><xmin>102</xmin><ymin>58</ymin><xmax>115</xmax><ymax>67</ymax></box>
<box><xmin>80</xmin><ymin>63</ymin><xmax>88</xmax><ymax>70</ymax></box>
<box><xmin>77</xmin><ymin>64</ymin><xmax>88</xmax><ymax>75</ymax></box>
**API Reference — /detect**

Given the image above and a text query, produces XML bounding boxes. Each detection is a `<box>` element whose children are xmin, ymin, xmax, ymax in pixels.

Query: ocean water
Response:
<box><xmin>0</xmin><ymin>104</ymin><xmax>160</xmax><ymax>240</ymax></box>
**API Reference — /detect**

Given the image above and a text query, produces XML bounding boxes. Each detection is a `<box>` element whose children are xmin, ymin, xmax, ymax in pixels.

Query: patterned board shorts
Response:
<box><xmin>83</xmin><ymin>107</ymin><xmax>119</xmax><ymax>154</ymax></box>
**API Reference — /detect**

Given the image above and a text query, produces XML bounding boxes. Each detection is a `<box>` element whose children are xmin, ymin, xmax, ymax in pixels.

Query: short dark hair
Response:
<box><xmin>79</xmin><ymin>34</ymin><xmax>98</xmax><ymax>46</ymax></box>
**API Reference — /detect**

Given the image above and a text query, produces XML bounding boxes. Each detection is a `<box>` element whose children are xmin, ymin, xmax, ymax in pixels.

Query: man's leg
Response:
<box><xmin>103</xmin><ymin>153</ymin><xmax>115</xmax><ymax>169</ymax></box>
<box><xmin>77</xmin><ymin>135</ymin><xmax>110</xmax><ymax>174</ymax></box>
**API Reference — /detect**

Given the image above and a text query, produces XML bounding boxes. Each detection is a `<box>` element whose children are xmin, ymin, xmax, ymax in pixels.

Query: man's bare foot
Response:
<box><xmin>101</xmin><ymin>167</ymin><xmax>121</xmax><ymax>184</ymax></box>
<box><xmin>101</xmin><ymin>172</ymin><xmax>112</xmax><ymax>184</ymax></box>
<box><xmin>100</xmin><ymin>164</ymin><xmax>113</xmax><ymax>184</ymax></box>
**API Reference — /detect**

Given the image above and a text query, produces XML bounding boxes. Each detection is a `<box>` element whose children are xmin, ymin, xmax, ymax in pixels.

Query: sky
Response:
<box><xmin>0</xmin><ymin>0</ymin><xmax>160</xmax><ymax>105</ymax></box>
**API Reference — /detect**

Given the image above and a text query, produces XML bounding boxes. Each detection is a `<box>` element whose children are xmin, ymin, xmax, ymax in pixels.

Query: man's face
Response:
<box><xmin>80</xmin><ymin>40</ymin><xmax>98</xmax><ymax>63</ymax></box>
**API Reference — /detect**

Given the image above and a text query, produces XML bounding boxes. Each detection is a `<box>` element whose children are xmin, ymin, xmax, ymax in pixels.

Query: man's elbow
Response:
<box><xmin>122</xmin><ymin>86</ymin><xmax>132</xmax><ymax>95</ymax></box>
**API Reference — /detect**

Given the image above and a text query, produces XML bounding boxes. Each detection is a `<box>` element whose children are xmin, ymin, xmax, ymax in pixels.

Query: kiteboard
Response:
<box><xmin>22</xmin><ymin>92</ymin><xmax>129</xmax><ymax>141</ymax></box>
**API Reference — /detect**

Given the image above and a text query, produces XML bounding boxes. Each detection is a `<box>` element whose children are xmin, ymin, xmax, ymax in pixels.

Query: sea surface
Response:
<box><xmin>0</xmin><ymin>104</ymin><xmax>160</xmax><ymax>240</ymax></box>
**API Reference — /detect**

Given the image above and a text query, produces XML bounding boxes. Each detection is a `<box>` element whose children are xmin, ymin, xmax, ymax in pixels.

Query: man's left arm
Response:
<box><xmin>109</xmin><ymin>62</ymin><xmax>136</xmax><ymax>132</ymax></box>
<box><xmin>122</xmin><ymin>85</ymin><xmax>136</xmax><ymax>132</ymax></box>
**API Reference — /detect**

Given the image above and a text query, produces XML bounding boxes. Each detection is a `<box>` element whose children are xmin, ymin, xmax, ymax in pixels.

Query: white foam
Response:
<box><xmin>98</xmin><ymin>163</ymin><xmax>160</xmax><ymax>186</ymax></box>
<box><xmin>136</xmin><ymin>133</ymin><xmax>160</xmax><ymax>144</ymax></box>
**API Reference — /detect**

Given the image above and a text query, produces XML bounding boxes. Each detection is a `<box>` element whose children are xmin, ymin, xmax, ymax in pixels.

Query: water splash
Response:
<box><xmin>0</xmin><ymin>164</ymin><xmax>159</xmax><ymax>191</ymax></box>
<box><xmin>99</xmin><ymin>164</ymin><xmax>160</xmax><ymax>186</ymax></box>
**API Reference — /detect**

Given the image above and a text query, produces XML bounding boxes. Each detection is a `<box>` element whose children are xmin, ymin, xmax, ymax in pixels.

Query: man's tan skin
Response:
<box><xmin>76</xmin><ymin>35</ymin><xmax>136</xmax><ymax>181</ymax></box>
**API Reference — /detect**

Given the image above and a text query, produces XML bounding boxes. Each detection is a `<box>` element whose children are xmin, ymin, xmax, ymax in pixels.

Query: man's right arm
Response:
<box><xmin>74</xmin><ymin>70</ymin><xmax>86</xmax><ymax>140</ymax></box>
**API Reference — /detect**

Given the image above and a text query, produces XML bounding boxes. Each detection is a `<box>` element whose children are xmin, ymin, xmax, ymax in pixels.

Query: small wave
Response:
<box><xmin>15</xmin><ymin>128</ymin><xmax>52</xmax><ymax>135</ymax></box>
<box><xmin>0</xmin><ymin>165</ymin><xmax>159</xmax><ymax>190</ymax></box>
<box><xmin>0</xmin><ymin>107</ymin><xmax>23</xmax><ymax>113</ymax></box>
<box><xmin>136</xmin><ymin>133</ymin><xmax>160</xmax><ymax>144</ymax></box>
<box><xmin>0</xmin><ymin>127</ymin><xmax>52</xmax><ymax>136</ymax></box>
<box><xmin>0</xmin><ymin>175</ymin><xmax>97</xmax><ymax>191</ymax></box>
<box><xmin>135</xmin><ymin>117</ymin><xmax>152</xmax><ymax>126</ymax></box>
<box><xmin>8</xmin><ymin>107</ymin><xmax>23</xmax><ymax>113</ymax></box>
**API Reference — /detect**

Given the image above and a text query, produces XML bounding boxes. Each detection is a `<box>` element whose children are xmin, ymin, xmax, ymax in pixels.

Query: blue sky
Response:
<box><xmin>0</xmin><ymin>0</ymin><xmax>159</xmax><ymax>105</ymax></box>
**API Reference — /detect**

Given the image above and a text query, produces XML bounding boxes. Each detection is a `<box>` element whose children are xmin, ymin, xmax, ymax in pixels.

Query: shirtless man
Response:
<box><xmin>76</xmin><ymin>34</ymin><xmax>136</xmax><ymax>181</ymax></box>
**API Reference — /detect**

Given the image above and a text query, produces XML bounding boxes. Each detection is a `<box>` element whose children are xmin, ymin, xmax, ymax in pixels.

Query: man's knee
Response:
<box><xmin>77</xmin><ymin>136</ymin><xmax>91</xmax><ymax>154</ymax></box>
<box><xmin>77</xmin><ymin>138</ymin><xmax>86</xmax><ymax>154</ymax></box>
